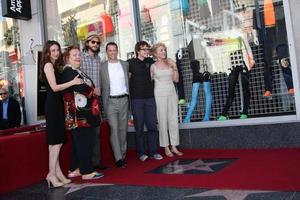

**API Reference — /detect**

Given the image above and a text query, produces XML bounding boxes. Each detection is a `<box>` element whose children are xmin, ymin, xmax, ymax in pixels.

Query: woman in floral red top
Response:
<box><xmin>61</xmin><ymin>46</ymin><xmax>103</xmax><ymax>180</ymax></box>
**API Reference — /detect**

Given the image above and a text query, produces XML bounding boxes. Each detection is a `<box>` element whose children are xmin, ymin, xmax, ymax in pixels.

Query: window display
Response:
<box><xmin>44</xmin><ymin>0</ymin><xmax>296</xmax><ymax>124</ymax></box>
<box><xmin>181</xmin><ymin>0</ymin><xmax>295</xmax><ymax>122</ymax></box>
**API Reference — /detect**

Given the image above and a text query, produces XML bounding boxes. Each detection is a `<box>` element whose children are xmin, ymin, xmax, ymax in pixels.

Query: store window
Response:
<box><xmin>44</xmin><ymin>0</ymin><xmax>295</xmax><ymax>124</ymax></box>
<box><xmin>139</xmin><ymin>0</ymin><xmax>295</xmax><ymax>123</ymax></box>
<box><xmin>0</xmin><ymin>14</ymin><xmax>23</xmax><ymax>118</ymax></box>
<box><xmin>45</xmin><ymin>0</ymin><xmax>135</xmax><ymax>60</ymax></box>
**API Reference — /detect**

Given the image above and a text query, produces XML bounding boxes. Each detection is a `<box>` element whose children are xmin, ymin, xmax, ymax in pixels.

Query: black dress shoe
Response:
<box><xmin>115</xmin><ymin>159</ymin><xmax>127</xmax><ymax>168</ymax></box>
<box><xmin>94</xmin><ymin>165</ymin><xmax>108</xmax><ymax>170</ymax></box>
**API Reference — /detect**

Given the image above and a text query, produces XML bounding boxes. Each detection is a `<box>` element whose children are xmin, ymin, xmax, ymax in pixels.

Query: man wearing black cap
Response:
<box><xmin>81</xmin><ymin>31</ymin><xmax>107</xmax><ymax>170</ymax></box>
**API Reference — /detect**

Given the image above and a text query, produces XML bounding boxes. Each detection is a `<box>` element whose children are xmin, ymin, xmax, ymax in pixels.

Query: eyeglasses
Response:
<box><xmin>0</xmin><ymin>92</ymin><xmax>7</xmax><ymax>95</ymax></box>
<box><xmin>140</xmin><ymin>48</ymin><xmax>150</xmax><ymax>51</ymax></box>
<box><xmin>90</xmin><ymin>41</ymin><xmax>101</xmax><ymax>45</ymax></box>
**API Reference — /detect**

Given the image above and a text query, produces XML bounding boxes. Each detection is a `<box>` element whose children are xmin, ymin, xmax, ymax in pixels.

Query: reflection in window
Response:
<box><xmin>0</xmin><ymin>14</ymin><xmax>24</xmax><ymax>123</ymax></box>
<box><xmin>45</xmin><ymin>0</ymin><xmax>135</xmax><ymax>60</ymax></box>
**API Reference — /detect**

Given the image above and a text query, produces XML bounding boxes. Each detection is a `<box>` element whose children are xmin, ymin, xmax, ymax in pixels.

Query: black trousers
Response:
<box><xmin>70</xmin><ymin>127</ymin><xmax>96</xmax><ymax>174</ymax></box>
<box><xmin>176</xmin><ymin>52</ymin><xmax>185</xmax><ymax>100</ymax></box>
<box><xmin>222</xmin><ymin>64</ymin><xmax>250</xmax><ymax>116</ymax></box>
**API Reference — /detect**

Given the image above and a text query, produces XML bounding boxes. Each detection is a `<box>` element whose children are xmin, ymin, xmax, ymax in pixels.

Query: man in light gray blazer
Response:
<box><xmin>100</xmin><ymin>42</ymin><xmax>129</xmax><ymax>168</ymax></box>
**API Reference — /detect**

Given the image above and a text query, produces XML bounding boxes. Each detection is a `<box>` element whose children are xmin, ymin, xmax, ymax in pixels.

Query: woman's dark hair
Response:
<box><xmin>39</xmin><ymin>40</ymin><xmax>63</xmax><ymax>81</ymax></box>
<box><xmin>63</xmin><ymin>45</ymin><xmax>81</xmax><ymax>65</ymax></box>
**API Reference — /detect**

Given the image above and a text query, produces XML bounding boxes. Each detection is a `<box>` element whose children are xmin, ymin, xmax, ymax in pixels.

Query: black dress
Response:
<box><xmin>43</xmin><ymin>68</ymin><xmax>66</xmax><ymax>145</ymax></box>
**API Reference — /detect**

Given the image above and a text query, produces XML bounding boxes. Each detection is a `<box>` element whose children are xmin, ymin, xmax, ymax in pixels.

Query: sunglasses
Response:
<box><xmin>0</xmin><ymin>92</ymin><xmax>7</xmax><ymax>95</ymax></box>
<box><xmin>90</xmin><ymin>41</ymin><xmax>101</xmax><ymax>45</ymax></box>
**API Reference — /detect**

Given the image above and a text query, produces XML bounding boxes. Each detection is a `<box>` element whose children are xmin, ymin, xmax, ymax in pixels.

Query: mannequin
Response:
<box><xmin>184</xmin><ymin>60</ymin><xmax>212</xmax><ymax>123</ymax></box>
<box><xmin>218</xmin><ymin>50</ymin><xmax>251</xmax><ymax>120</ymax></box>
<box><xmin>253</xmin><ymin>0</ymin><xmax>293</xmax><ymax>97</ymax></box>
<box><xmin>176</xmin><ymin>49</ymin><xmax>186</xmax><ymax>105</ymax></box>
<box><xmin>216</xmin><ymin>29</ymin><xmax>255</xmax><ymax>120</ymax></box>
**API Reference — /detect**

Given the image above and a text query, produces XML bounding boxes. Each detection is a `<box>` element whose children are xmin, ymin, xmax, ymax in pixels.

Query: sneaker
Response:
<box><xmin>139</xmin><ymin>154</ymin><xmax>148</xmax><ymax>162</ymax></box>
<box><xmin>240</xmin><ymin>114</ymin><xmax>248</xmax><ymax>119</ymax></box>
<box><xmin>178</xmin><ymin>99</ymin><xmax>186</xmax><ymax>105</ymax></box>
<box><xmin>151</xmin><ymin>154</ymin><xmax>163</xmax><ymax>160</ymax></box>
<box><xmin>263</xmin><ymin>90</ymin><xmax>271</xmax><ymax>97</ymax></box>
<box><xmin>288</xmin><ymin>88</ymin><xmax>294</xmax><ymax>95</ymax></box>
<box><xmin>217</xmin><ymin>115</ymin><xmax>228</xmax><ymax>121</ymax></box>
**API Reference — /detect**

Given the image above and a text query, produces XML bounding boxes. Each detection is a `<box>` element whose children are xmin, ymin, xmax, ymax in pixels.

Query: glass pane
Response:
<box><xmin>45</xmin><ymin>0</ymin><xmax>135</xmax><ymax>60</ymax></box>
<box><xmin>139</xmin><ymin>0</ymin><xmax>186</xmax><ymax>59</ymax></box>
<box><xmin>180</xmin><ymin>0</ymin><xmax>295</xmax><ymax>122</ymax></box>
<box><xmin>138</xmin><ymin>0</ymin><xmax>295</xmax><ymax>122</ymax></box>
<box><xmin>0</xmin><ymin>16</ymin><xmax>23</xmax><ymax>107</ymax></box>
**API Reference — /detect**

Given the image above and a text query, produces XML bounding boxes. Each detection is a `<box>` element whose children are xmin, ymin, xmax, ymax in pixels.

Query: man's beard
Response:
<box><xmin>89</xmin><ymin>47</ymin><xmax>99</xmax><ymax>54</ymax></box>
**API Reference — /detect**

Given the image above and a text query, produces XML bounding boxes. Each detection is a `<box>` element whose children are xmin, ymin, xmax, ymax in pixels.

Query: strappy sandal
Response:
<box><xmin>68</xmin><ymin>169</ymin><xmax>81</xmax><ymax>178</ymax></box>
<box><xmin>82</xmin><ymin>172</ymin><xmax>104</xmax><ymax>180</ymax></box>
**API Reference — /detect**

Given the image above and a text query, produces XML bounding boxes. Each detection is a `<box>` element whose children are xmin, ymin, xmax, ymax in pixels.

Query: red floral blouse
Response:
<box><xmin>61</xmin><ymin>65</ymin><xmax>101</xmax><ymax>130</ymax></box>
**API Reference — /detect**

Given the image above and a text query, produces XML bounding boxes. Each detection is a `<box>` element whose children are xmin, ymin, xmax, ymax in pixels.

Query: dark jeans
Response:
<box><xmin>70</xmin><ymin>127</ymin><xmax>96</xmax><ymax>175</ymax></box>
<box><xmin>222</xmin><ymin>65</ymin><xmax>250</xmax><ymax>116</ymax></box>
<box><xmin>276</xmin><ymin>43</ymin><xmax>293</xmax><ymax>90</ymax></box>
<box><xmin>131</xmin><ymin>98</ymin><xmax>159</xmax><ymax>157</ymax></box>
<box><xmin>263</xmin><ymin>26</ymin><xmax>293</xmax><ymax>91</ymax></box>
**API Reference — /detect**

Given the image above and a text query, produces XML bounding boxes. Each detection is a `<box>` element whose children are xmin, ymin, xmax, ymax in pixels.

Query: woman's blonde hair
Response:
<box><xmin>151</xmin><ymin>42</ymin><xmax>167</xmax><ymax>58</ymax></box>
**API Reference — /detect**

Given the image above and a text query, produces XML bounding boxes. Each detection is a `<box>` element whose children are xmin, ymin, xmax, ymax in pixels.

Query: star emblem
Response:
<box><xmin>164</xmin><ymin>159</ymin><xmax>230</xmax><ymax>174</ymax></box>
<box><xmin>185</xmin><ymin>189</ymin><xmax>274</xmax><ymax>200</ymax></box>
<box><xmin>64</xmin><ymin>183</ymin><xmax>113</xmax><ymax>195</ymax></box>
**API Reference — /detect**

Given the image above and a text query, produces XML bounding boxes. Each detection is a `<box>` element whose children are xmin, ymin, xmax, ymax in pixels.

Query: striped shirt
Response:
<box><xmin>81</xmin><ymin>51</ymin><xmax>101</xmax><ymax>89</ymax></box>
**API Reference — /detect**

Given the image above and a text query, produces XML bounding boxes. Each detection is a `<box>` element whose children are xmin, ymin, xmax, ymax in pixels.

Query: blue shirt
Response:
<box><xmin>2</xmin><ymin>98</ymin><xmax>9</xmax><ymax>119</ymax></box>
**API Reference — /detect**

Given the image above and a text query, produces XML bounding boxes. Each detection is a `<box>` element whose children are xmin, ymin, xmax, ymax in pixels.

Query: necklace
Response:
<box><xmin>64</xmin><ymin>64</ymin><xmax>94</xmax><ymax>87</ymax></box>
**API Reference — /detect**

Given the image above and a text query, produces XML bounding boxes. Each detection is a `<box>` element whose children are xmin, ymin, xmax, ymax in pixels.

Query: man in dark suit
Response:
<box><xmin>100</xmin><ymin>42</ymin><xmax>129</xmax><ymax>168</ymax></box>
<box><xmin>0</xmin><ymin>88</ymin><xmax>21</xmax><ymax>130</ymax></box>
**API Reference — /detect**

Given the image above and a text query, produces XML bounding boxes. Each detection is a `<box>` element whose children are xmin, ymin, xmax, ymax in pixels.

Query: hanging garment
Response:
<box><xmin>253</xmin><ymin>1</ymin><xmax>292</xmax><ymax>92</ymax></box>
<box><xmin>264</xmin><ymin>0</ymin><xmax>276</xmax><ymax>27</ymax></box>
<box><xmin>197</xmin><ymin>0</ymin><xmax>211</xmax><ymax>18</ymax></box>
<box><xmin>170</xmin><ymin>0</ymin><xmax>190</xmax><ymax>15</ymax></box>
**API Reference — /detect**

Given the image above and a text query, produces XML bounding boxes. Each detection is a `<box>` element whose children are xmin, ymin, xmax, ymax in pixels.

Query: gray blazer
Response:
<box><xmin>100</xmin><ymin>60</ymin><xmax>130</xmax><ymax>115</ymax></box>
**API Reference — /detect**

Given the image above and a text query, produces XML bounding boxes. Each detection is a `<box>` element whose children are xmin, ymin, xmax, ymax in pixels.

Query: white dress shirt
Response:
<box><xmin>108</xmin><ymin>62</ymin><xmax>127</xmax><ymax>96</ymax></box>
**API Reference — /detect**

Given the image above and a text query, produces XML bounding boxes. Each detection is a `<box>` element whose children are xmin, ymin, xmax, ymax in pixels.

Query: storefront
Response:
<box><xmin>8</xmin><ymin>0</ymin><xmax>300</xmax><ymax>127</ymax></box>
<box><xmin>0</xmin><ymin>14</ymin><xmax>25</xmax><ymax>123</ymax></box>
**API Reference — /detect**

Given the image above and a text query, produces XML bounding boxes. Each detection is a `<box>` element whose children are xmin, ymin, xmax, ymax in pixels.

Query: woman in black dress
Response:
<box><xmin>40</xmin><ymin>40</ymin><xmax>82</xmax><ymax>187</ymax></box>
